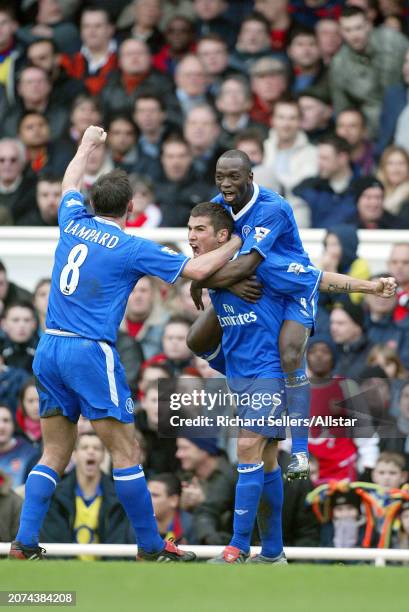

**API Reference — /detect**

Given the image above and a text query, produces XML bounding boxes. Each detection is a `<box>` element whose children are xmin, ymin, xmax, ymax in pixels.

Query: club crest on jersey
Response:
<box><xmin>242</xmin><ymin>225</ymin><xmax>252</xmax><ymax>238</ymax></box>
<box><xmin>287</xmin><ymin>262</ymin><xmax>306</xmax><ymax>275</ymax></box>
<box><xmin>254</xmin><ymin>227</ymin><xmax>271</xmax><ymax>242</ymax></box>
<box><xmin>125</xmin><ymin>397</ymin><xmax>135</xmax><ymax>414</ymax></box>
<box><xmin>161</xmin><ymin>246</ymin><xmax>178</xmax><ymax>256</ymax></box>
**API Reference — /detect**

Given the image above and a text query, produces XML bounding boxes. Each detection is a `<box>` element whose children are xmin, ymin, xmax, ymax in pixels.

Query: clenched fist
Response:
<box><xmin>82</xmin><ymin>125</ymin><xmax>107</xmax><ymax>146</ymax></box>
<box><xmin>374</xmin><ymin>277</ymin><xmax>398</xmax><ymax>298</ymax></box>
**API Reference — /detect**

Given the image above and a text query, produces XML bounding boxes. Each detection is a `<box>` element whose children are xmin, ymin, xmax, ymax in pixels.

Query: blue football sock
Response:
<box><xmin>16</xmin><ymin>464</ymin><xmax>60</xmax><ymax>547</ymax></box>
<box><xmin>284</xmin><ymin>368</ymin><xmax>310</xmax><ymax>455</ymax></box>
<box><xmin>230</xmin><ymin>462</ymin><xmax>264</xmax><ymax>553</ymax></box>
<box><xmin>113</xmin><ymin>464</ymin><xmax>164</xmax><ymax>553</ymax></box>
<box><xmin>258</xmin><ymin>467</ymin><xmax>283</xmax><ymax>558</ymax></box>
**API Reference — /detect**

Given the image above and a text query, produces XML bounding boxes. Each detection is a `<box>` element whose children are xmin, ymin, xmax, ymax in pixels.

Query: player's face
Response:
<box><xmin>215</xmin><ymin>158</ymin><xmax>253</xmax><ymax>208</ymax></box>
<box><xmin>307</xmin><ymin>342</ymin><xmax>333</xmax><ymax>377</ymax></box>
<box><xmin>148</xmin><ymin>481</ymin><xmax>177</xmax><ymax>519</ymax></box>
<box><xmin>74</xmin><ymin>435</ymin><xmax>105</xmax><ymax>478</ymax></box>
<box><xmin>23</xmin><ymin>385</ymin><xmax>40</xmax><ymax>420</ymax></box>
<box><xmin>2</xmin><ymin>306</ymin><xmax>37</xmax><ymax>343</ymax></box>
<box><xmin>372</xmin><ymin>461</ymin><xmax>406</xmax><ymax>489</ymax></box>
<box><xmin>188</xmin><ymin>215</ymin><xmax>221</xmax><ymax>257</ymax></box>
<box><xmin>163</xmin><ymin>323</ymin><xmax>191</xmax><ymax>361</ymax></box>
<box><xmin>388</xmin><ymin>245</ymin><xmax>409</xmax><ymax>286</ymax></box>
<box><xmin>0</xmin><ymin>407</ymin><xmax>13</xmax><ymax>445</ymax></box>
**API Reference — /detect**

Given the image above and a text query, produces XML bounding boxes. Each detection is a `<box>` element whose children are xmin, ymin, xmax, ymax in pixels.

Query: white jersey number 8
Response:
<box><xmin>59</xmin><ymin>244</ymin><xmax>89</xmax><ymax>295</ymax></box>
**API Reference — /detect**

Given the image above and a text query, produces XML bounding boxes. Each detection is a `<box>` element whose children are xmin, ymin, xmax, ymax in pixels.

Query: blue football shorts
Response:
<box><xmin>33</xmin><ymin>333</ymin><xmax>135</xmax><ymax>424</ymax></box>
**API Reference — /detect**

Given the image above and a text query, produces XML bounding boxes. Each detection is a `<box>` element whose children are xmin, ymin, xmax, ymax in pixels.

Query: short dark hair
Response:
<box><xmin>218</xmin><ymin>74</ymin><xmax>252</xmax><ymax>100</ymax></box>
<box><xmin>18</xmin><ymin>110</ymin><xmax>49</xmax><ymax>130</ymax></box>
<box><xmin>217</xmin><ymin>149</ymin><xmax>252</xmax><ymax>174</ymax></box>
<box><xmin>288</xmin><ymin>26</ymin><xmax>317</xmax><ymax>45</ymax></box>
<box><xmin>4</xmin><ymin>300</ymin><xmax>37</xmax><ymax>318</ymax></box>
<box><xmin>274</xmin><ymin>96</ymin><xmax>301</xmax><ymax>117</ymax></box>
<box><xmin>190</xmin><ymin>201</ymin><xmax>234</xmax><ymax>236</ymax></box>
<box><xmin>319</xmin><ymin>134</ymin><xmax>351</xmax><ymax>155</ymax></box>
<box><xmin>134</xmin><ymin>90</ymin><xmax>166</xmax><ymax>112</ymax></box>
<box><xmin>0</xmin><ymin>2</ymin><xmax>16</xmax><ymax>19</ymax></box>
<box><xmin>341</xmin><ymin>6</ymin><xmax>367</xmax><ymax>19</ymax></box>
<box><xmin>165</xmin><ymin>314</ymin><xmax>192</xmax><ymax>330</ymax></box>
<box><xmin>90</xmin><ymin>169</ymin><xmax>133</xmax><ymax>218</ymax></box>
<box><xmin>241</xmin><ymin>11</ymin><xmax>271</xmax><ymax>36</ymax></box>
<box><xmin>234</xmin><ymin>128</ymin><xmax>265</xmax><ymax>152</ymax></box>
<box><xmin>80</xmin><ymin>6</ymin><xmax>112</xmax><ymax>24</ymax></box>
<box><xmin>37</xmin><ymin>173</ymin><xmax>62</xmax><ymax>185</ymax></box>
<box><xmin>107</xmin><ymin>113</ymin><xmax>138</xmax><ymax>135</ymax></box>
<box><xmin>337</xmin><ymin>107</ymin><xmax>367</xmax><ymax>126</ymax></box>
<box><xmin>161</xmin><ymin>134</ymin><xmax>190</xmax><ymax>156</ymax></box>
<box><xmin>197</xmin><ymin>33</ymin><xmax>228</xmax><ymax>48</ymax></box>
<box><xmin>27</xmin><ymin>38</ymin><xmax>58</xmax><ymax>55</ymax></box>
<box><xmin>149</xmin><ymin>473</ymin><xmax>182</xmax><ymax>497</ymax></box>
<box><xmin>0</xmin><ymin>260</ymin><xmax>6</xmax><ymax>274</ymax></box>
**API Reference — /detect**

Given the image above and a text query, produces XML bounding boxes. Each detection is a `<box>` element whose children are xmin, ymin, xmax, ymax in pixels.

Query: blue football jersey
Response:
<box><xmin>212</xmin><ymin>183</ymin><xmax>312</xmax><ymax>266</ymax></box>
<box><xmin>46</xmin><ymin>190</ymin><xmax>189</xmax><ymax>343</ymax></box>
<box><xmin>208</xmin><ymin>288</ymin><xmax>284</xmax><ymax>379</ymax></box>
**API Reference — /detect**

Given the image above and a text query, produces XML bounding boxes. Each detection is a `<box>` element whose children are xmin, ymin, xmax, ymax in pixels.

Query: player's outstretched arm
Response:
<box><xmin>181</xmin><ymin>235</ymin><xmax>242</xmax><ymax>282</ymax></box>
<box><xmin>62</xmin><ymin>125</ymin><xmax>107</xmax><ymax>194</ymax></box>
<box><xmin>186</xmin><ymin>305</ymin><xmax>222</xmax><ymax>354</ymax></box>
<box><xmin>194</xmin><ymin>251</ymin><xmax>262</xmax><ymax>289</ymax></box>
<box><xmin>320</xmin><ymin>271</ymin><xmax>397</xmax><ymax>297</ymax></box>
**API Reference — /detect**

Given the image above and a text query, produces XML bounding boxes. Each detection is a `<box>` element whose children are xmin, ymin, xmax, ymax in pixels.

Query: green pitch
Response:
<box><xmin>0</xmin><ymin>561</ymin><xmax>407</xmax><ymax>612</ymax></box>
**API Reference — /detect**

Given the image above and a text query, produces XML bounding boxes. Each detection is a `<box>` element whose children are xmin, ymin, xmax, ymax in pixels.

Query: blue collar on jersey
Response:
<box><xmin>94</xmin><ymin>215</ymin><xmax>122</xmax><ymax>230</ymax></box>
<box><xmin>229</xmin><ymin>182</ymin><xmax>260</xmax><ymax>221</ymax></box>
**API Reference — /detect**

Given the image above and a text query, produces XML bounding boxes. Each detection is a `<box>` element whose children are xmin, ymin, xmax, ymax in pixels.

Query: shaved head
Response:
<box><xmin>218</xmin><ymin>149</ymin><xmax>252</xmax><ymax>174</ymax></box>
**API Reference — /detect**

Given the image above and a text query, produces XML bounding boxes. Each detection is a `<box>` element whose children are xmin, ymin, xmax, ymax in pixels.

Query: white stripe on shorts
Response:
<box><xmin>98</xmin><ymin>341</ymin><xmax>119</xmax><ymax>407</ymax></box>
<box><xmin>30</xmin><ymin>470</ymin><xmax>57</xmax><ymax>487</ymax></box>
<box><xmin>113</xmin><ymin>471</ymin><xmax>145</xmax><ymax>481</ymax></box>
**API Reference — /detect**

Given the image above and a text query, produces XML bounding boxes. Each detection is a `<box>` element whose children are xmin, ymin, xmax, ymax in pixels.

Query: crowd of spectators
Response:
<box><xmin>1</xmin><ymin>0</ymin><xmax>409</xmax><ymax>559</ymax></box>
<box><xmin>0</xmin><ymin>0</ymin><xmax>408</xmax><ymax>228</ymax></box>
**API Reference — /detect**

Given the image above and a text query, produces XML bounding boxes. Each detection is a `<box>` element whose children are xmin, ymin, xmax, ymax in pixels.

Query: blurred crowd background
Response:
<box><xmin>1</xmin><ymin>0</ymin><xmax>409</xmax><ymax>559</ymax></box>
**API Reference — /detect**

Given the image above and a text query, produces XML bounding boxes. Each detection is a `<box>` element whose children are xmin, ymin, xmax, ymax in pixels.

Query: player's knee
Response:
<box><xmin>40</xmin><ymin>448</ymin><xmax>69</xmax><ymax>476</ymax></box>
<box><xmin>110</xmin><ymin>437</ymin><xmax>141</xmax><ymax>468</ymax></box>
<box><xmin>280</xmin><ymin>343</ymin><xmax>303</xmax><ymax>373</ymax></box>
<box><xmin>237</xmin><ymin>436</ymin><xmax>264</xmax><ymax>463</ymax></box>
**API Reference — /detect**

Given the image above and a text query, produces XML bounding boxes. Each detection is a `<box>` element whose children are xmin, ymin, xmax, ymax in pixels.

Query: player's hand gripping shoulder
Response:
<box><xmin>373</xmin><ymin>277</ymin><xmax>398</xmax><ymax>298</ymax></box>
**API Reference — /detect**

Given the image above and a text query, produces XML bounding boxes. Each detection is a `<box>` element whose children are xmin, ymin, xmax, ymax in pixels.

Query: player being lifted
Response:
<box><xmin>186</xmin><ymin>202</ymin><xmax>396</xmax><ymax>563</ymax></box>
<box><xmin>190</xmin><ymin>150</ymin><xmax>396</xmax><ymax>480</ymax></box>
<box><xmin>9</xmin><ymin>126</ymin><xmax>242</xmax><ymax>561</ymax></box>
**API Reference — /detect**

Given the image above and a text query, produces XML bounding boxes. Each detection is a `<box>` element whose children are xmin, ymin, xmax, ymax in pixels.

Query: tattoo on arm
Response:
<box><xmin>327</xmin><ymin>283</ymin><xmax>353</xmax><ymax>293</ymax></box>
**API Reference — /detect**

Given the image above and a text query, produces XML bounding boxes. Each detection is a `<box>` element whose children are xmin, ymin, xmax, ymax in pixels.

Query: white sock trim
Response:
<box><xmin>30</xmin><ymin>470</ymin><xmax>57</xmax><ymax>487</ymax></box>
<box><xmin>237</xmin><ymin>461</ymin><xmax>264</xmax><ymax>474</ymax></box>
<box><xmin>113</xmin><ymin>471</ymin><xmax>145</xmax><ymax>481</ymax></box>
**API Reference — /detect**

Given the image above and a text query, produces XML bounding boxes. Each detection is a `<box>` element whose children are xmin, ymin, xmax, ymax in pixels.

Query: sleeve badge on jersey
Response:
<box><xmin>65</xmin><ymin>198</ymin><xmax>83</xmax><ymax>207</ymax></box>
<box><xmin>287</xmin><ymin>262</ymin><xmax>306</xmax><ymax>275</ymax></box>
<box><xmin>242</xmin><ymin>225</ymin><xmax>252</xmax><ymax>238</ymax></box>
<box><xmin>254</xmin><ymin>226</ymin><xmax>271</xmax><ymax>242</ymax></box>
<box><xmin>161</xmin><ymin>246</ymin><xmax>179</xmax><ymax>255</ymax></box>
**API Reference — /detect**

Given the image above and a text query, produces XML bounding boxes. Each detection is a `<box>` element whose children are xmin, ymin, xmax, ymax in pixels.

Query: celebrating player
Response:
<box><xmin>190</xmin><ymin>150</ymin><xmax>396</xmax><ymax>480</ymax></box>
<box><xmin>9</xmin><ymin>126</ymin><xmax>242</xmax><ymax>562</ymax></box>
<box><xmin>186</xmin><ymin>202</ymin><xmax>396</xmax><ymax>563</ymax></box>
